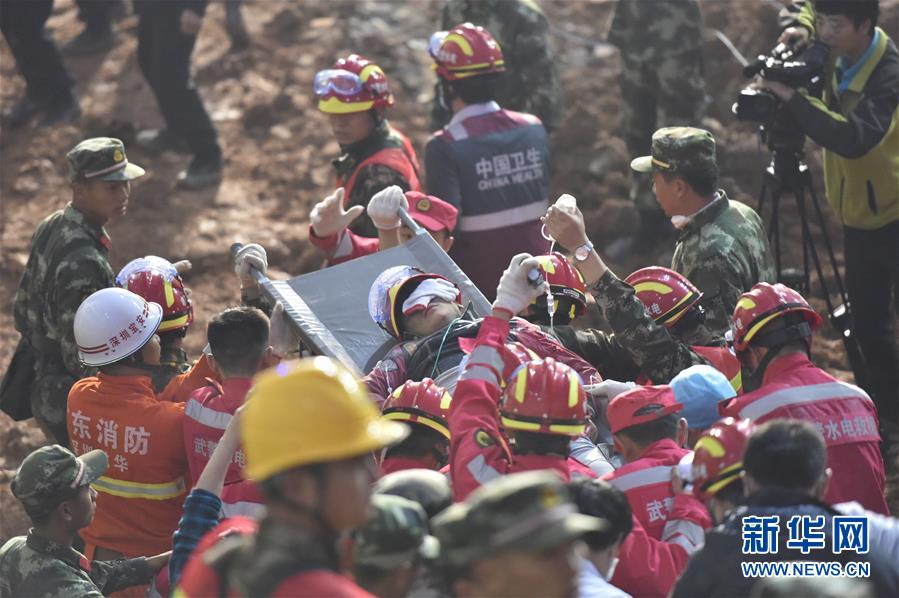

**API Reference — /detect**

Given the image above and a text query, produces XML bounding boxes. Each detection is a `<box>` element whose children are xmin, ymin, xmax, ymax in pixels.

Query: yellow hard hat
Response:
<box><xmin>243</xmin><ymin>357</ymin><xmax>408</xmax><ymax>481</ymax></box>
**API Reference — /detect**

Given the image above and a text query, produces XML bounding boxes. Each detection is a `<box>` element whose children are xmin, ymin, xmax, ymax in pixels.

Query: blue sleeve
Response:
<box><xmin>424</xmin><ymin>136</ymin><xmax>462</xmax><ymax>213</ymax></box>
<box><xmin>169</xmin><ymin>489</ymin><xmax>222</xmax><ymax>588</ymax></box>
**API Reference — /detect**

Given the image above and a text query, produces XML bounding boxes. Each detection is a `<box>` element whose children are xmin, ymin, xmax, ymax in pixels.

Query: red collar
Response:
<box><xmin>759</xmin><ymin>352</ymin><xmax>814</xmax><ymax>385</ymax></box>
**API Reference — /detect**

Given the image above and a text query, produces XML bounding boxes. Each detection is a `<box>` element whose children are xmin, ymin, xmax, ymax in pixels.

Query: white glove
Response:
<box><xmin>310</xmin><ymin>188</ymin><xmax>364</xmax><ymax>238</ymax></box>
<box><xmin>269</xmin><ymin>301</ymin><xmax>298</xmax><ymax>358</ymax></box>
<box><xmin>366</xmin><ymin>185</ymin><xmax>408</xmax><ymax>230</ymax></box>
<box><xmin>234</xmin><ymin>243</ymin><xmax>267</xmax><ymax>286</ymax></box>
<box><xmin>555</xmin><ymin>193</ymin><xmax>578</xmax><ymax>212</ymax></box>
<box><xmin>493</xmin><ymin>253</ymin><xmax>549</xmax><ymax>316</ymax></box>
<box><xmin>584</xmin><ymin>380</ymin><xmax>636</xmax><ymax>401</ymax></box>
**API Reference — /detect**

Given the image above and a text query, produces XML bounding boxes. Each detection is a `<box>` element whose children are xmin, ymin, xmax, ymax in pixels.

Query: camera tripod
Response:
<box><xmin>756</xmin><ymin>146</ymin><xmax>869</xmax><ymax>387</ymax></box>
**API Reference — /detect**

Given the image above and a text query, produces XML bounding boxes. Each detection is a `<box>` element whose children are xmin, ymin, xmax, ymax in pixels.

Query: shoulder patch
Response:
<box><xmin>474</xmin><ymin>428</ymin><xmax>496</xmax><ymax>448</ymax></box>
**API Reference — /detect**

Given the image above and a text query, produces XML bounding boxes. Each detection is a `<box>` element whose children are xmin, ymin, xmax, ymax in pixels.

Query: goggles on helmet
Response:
<box><xmin>428</xmin><ymin>31</ymin><xmax>448</xmax><ymax>59</ymax></box>
<box><xmin>313</xmin><ymin>69</ymin><xmax>364</xmax><ymax>97</ymax></box>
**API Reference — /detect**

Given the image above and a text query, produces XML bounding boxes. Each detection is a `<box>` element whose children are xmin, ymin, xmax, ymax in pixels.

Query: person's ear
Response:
<box><xmin>58</xmin><ymin>499</ymin><xmax>74</xmax><ymax>523</ymax></box>
<box><xmin>676</xmin><ymin>418</ymin><xmax>689</xmax><ymax>447</ymax></box>
<box><xmin>207</xmin><ymin>354</ymin><xmax>223</xmax><ymax>379</ymax></box>
<box><xmin>261</xmin><ymin>346</ymin><xmax>279</xmax><ymax>369</ymax></box>
<box><xmin>741</xmin><ymin>471</ymin><xmax>758</xmax><ymax>496</ymax></box>
<box><xmin>814</xmin><ymin>468</ymin><xmax>832</xmax><ymax>499</ymax></box>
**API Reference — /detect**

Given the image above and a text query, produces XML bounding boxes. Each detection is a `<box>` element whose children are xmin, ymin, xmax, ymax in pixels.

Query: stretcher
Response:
<box><xmin>234</xmin><ymin>209</ymin><xmax>491</xmax><ymax>375</ymax></box>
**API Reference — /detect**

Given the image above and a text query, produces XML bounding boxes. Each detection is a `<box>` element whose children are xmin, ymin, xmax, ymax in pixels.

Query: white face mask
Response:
<box><xmin>670</xmin><ymin>215</ymin><xmax>691</xmax><ymax>229</ymax></box>
<box><xmin>604</xmin><ymin>556</ymin><xmax>620</xmax><ymax>581</ymax></box>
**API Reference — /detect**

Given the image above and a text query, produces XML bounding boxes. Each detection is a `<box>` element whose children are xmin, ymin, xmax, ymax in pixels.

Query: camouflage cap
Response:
<box><xmin>630</xmin><ymin>127</ymin><xmax>716</xmax><ymax>175</ymax></box>
<box><xmin>66</xmin><ymin>137</ymin><xmax>146</xmax><ymax>182</ymax></box>
<box><xmin>11</xmin><ymin>445</ymin><xmax>107</xmax><ymax>513</ymax></box>
<box><xmin>374</xmin><ymin>468</ymin><xmax>453</xmax><ymax>521</ymax></box>
<box><xmin>353</xmin><ymin>494</ymin><xmax>439</xmax><ymax>570</ymax></box>
<box><xmin>432</xmin><ymin>471</ymin><xmax>607</xmax><ymax>568</ymax></box>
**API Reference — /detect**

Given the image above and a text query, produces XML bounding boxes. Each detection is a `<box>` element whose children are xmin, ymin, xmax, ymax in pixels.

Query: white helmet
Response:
<box><xmin>74</xmin><ymin>288</ymin><xmax>163</xmax><ymax>367</ymax></box>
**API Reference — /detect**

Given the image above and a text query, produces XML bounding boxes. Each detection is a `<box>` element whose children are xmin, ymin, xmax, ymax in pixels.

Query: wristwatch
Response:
<box><xmin>573</xmin><ymin>240</ymin><xmax>594</xmax><ymax>262</ymax></box>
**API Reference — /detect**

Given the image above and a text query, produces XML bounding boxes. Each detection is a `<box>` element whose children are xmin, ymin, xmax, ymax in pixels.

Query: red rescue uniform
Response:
<box><xmin>603</xmin><ymin>439</ymin><xmax>711</xmax><ymax>541</ymax></box>
<box><xmin>448</xmin><ymin>316</ymin><xmax>585</xmax><ymax>501</ymax></box>
<box><xmin>721</xmin><ymin>352</ymin><xmax>888</xmax><ymax>514</ymax></box>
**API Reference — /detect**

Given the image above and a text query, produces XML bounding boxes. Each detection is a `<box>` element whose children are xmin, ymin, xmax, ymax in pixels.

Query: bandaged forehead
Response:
<box><xmin>402</xmin><ymin>278</ymin><xmax>458</xmax><ymax>316</ymax></box>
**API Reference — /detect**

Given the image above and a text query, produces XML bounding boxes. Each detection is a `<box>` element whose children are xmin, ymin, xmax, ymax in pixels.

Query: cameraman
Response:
<box><xmin>760</xmin><ymin>0</ymin><xmax>898</xmax><ymax>433</ymax></box>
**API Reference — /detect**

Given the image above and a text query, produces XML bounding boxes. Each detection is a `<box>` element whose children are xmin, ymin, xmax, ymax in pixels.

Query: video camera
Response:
<box><xmin>732</xmin><ymin>41</ymin><xmax>830</xmax><ymax>150</ymax></box>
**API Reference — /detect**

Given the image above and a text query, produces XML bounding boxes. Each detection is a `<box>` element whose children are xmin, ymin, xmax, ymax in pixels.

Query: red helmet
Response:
<box><xmin>625</xmin><ymin>267</ymin><xmax>703</xmax><ymax>328</ymax></box>
<box><xmin>315</xmin><ymin>54</ymin><xmax>394</xmax><ymax>115</ymax></box>
<box><xmin>382</xmin><ymin>378</ymin><xmax>452</xmax><ymax>440</ymax></box>
<box><xmin>501</xmin><ymin>342</ymin><xmax>538</xmax><ymax>385</ymax></box>
<box><xmin>116</xmin><ymin>256</ymin><xmax>193</xmax><ymax>333</ymax></box>
<box><xmin>530</xmin><ymin>253</ymin><xmax>587</xmax><ymax>321</ymax></box>
<box><xmin>500</xmin><ymin>358</ymin><xmax>586</xmax><ymax>437</ymax></box>
<box><xmin>730</xmin><ymin>283</ymin><xmax>824</xmax><ymax>354</ymax></box>
<box><xmin>429</xmin><ymin>22</ymin><xmax>505</xmax><ymax>81</ymax></box>
<box><xmin>692</xmin><ymin>417</ymin><xmax>755</xmax><ymax>502</ymax></box>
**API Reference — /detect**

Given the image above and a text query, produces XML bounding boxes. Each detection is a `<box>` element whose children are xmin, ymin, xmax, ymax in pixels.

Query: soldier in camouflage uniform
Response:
<box><xmin>351</xmin><ymin>494</ymin><xmax>440</xmax><ymax>598</ymax></box>
<box><xmin>432</xmin><ymin>471</ymin><xmax>605</xmax><ymax>598</ymax></box>
<box><xmin>543</xmin><ymin>132</ymin><xmax>773</xmax><ymax>380</ymax></box>
<box><xmin>609</xmin><ymin>0</ymin><xmax>706</xmax><ymax>247</ymax></box>
<box><xmin>630</xmin><ymin>127</ymin><xmax>776</xmax><ymax>334</ymax></box>
<box><xmin>13</xmin><ymin>137</ymin><xmax>145</xmax><ymax>446</ymax></box>
<box><xmin>0</xmin><ymin>445</ymin><xmax>168</xmax><ymax>597</ymax></box>
<box><xmin>431</xmin><ymin>0</ymin><xmax>562</xmax><ymax>132</ymax></box>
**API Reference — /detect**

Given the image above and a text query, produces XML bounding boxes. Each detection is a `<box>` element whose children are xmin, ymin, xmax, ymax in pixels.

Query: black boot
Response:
<box><xmin>176</xmin><ymin>156</ymin><xmax>223</xmax><ymax>190</ymax></box>
<box><xmin>1</xmin><ymin>96</ymin><xmax>42</xmax><ymax>129</ymax></box>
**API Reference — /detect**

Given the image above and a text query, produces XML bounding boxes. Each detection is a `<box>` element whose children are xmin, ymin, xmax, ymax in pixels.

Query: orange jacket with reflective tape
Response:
<box><xmin>67</xmin><ymin>364</ymin><xmax>207</xmax><ymax>556</ymax></box>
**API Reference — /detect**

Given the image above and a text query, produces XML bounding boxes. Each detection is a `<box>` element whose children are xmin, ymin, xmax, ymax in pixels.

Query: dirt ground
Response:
<box><xmin>1</xmin><ymin>0</ymin><xmax>897</xmax><ymax>542</ymax></box>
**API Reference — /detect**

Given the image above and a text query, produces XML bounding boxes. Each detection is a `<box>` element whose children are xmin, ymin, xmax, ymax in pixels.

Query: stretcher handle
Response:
<box><xmin>398</xmin><ymin>206</ymin><xmax>426</xmax><ymax>236</ymax></box>
<box><xmin>230</xmin><ymin>242</ymin><xmax>268</xmax><ymax>285</ymax></box>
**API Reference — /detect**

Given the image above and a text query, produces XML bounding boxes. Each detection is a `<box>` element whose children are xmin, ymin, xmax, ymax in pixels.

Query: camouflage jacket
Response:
<box><xmin>671</xmin><ymin>191</ymin><xmax>775</xmax><ymax>336</ymax></box>
<box><xmin>609</xmin><ymin>0</ymin><xmax>704</xmax><ymax>61</ymax></box>
<box><xmin>0</xmin><ymin>530</ymin><xmax>152</xmax><ymax>598</ymax></box>
<box><xmin>13</xmin><ymin>204</ymin><xmax>115</xmax><ymax>377</ymax></box>
<box><xmin>151</xmin><ymin>345</ymin><xmax>192</xmax><ymax>393</ymax></box>
<box><xmin>551</xmin><ymin>271</ymin><xmax>718</xmax><ymax>383</ymax></box>
<box><xmin>431</xmin><ymin>0</ymin><xmax>562</xmax><ymax>131</ymax></box>
<box><xmin>332</xmin><ymin>121</ymin><xmax>417</xmax><ymax>239</ymax></box>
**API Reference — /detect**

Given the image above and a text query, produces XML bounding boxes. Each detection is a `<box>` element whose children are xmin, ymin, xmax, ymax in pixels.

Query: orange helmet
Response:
<box><xmin>625</xmin><ymin>267</ymin><xmax>703</xmax><ymax>328</ymax></box>
<box><xmin>315</xmin><ymin>54</ymin><xmax>394</xmax><ymax>116</ymax></box>
<box><xmin>730</xmin><ymin>283</ymin><xmax>823</xmax><ymax>354</ymax></box>
<box><xmin>530</xmin><ymin>253</ymin><xmax>587</xmax><ymax>323</ymax></box>
<box><xmin>692</xmin><ymin>417</ymin><xmax>755</xmax><ymax>502</ymax></box>
<box><xmin>382</xmin><ymin>378</ymin><xmax>452</xmax><ymax>440</ymax></box>
<box><xmin>116</xmin><ymin>256</ymin><xmax>193</xmax><ymax>333</ymax></box>
<box><xmin>500</xmin><ymin>358</ymin><xmax>586</xmax><ymax>437</ymax></box>
<box><xmin>429</xmin><ymin>22</ymin><xmax>505</xmax><ymax>81</ymax></box>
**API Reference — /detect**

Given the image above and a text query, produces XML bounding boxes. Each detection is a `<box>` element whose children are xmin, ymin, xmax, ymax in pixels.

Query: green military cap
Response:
<box><xmin>432</xmin><ymin>471</ymin><xmax>607</xmax><ymax>568</ymax></box>
<box><xmin>353</xmin><ymin>494</ymin><xmax>439</xmax><ymax>570</ymax></box>
<box><xmin>374</xmin><ymin>468</ymin><xmax>452</xmax><ymax>521</ymax></box>
<box><xmin>66</xmin><ymin>137</ymin><xmax>146</xmax><ymax>182</ymax></box>
<box><xmin>630</xmin><ymin>126</ymin><xmax>716</xmax><ymax>175</ymax></box>
<box><xmin>11</xmin><ymin>445</ymin><xmax>107</xmax><ymax>514</ymax></box>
